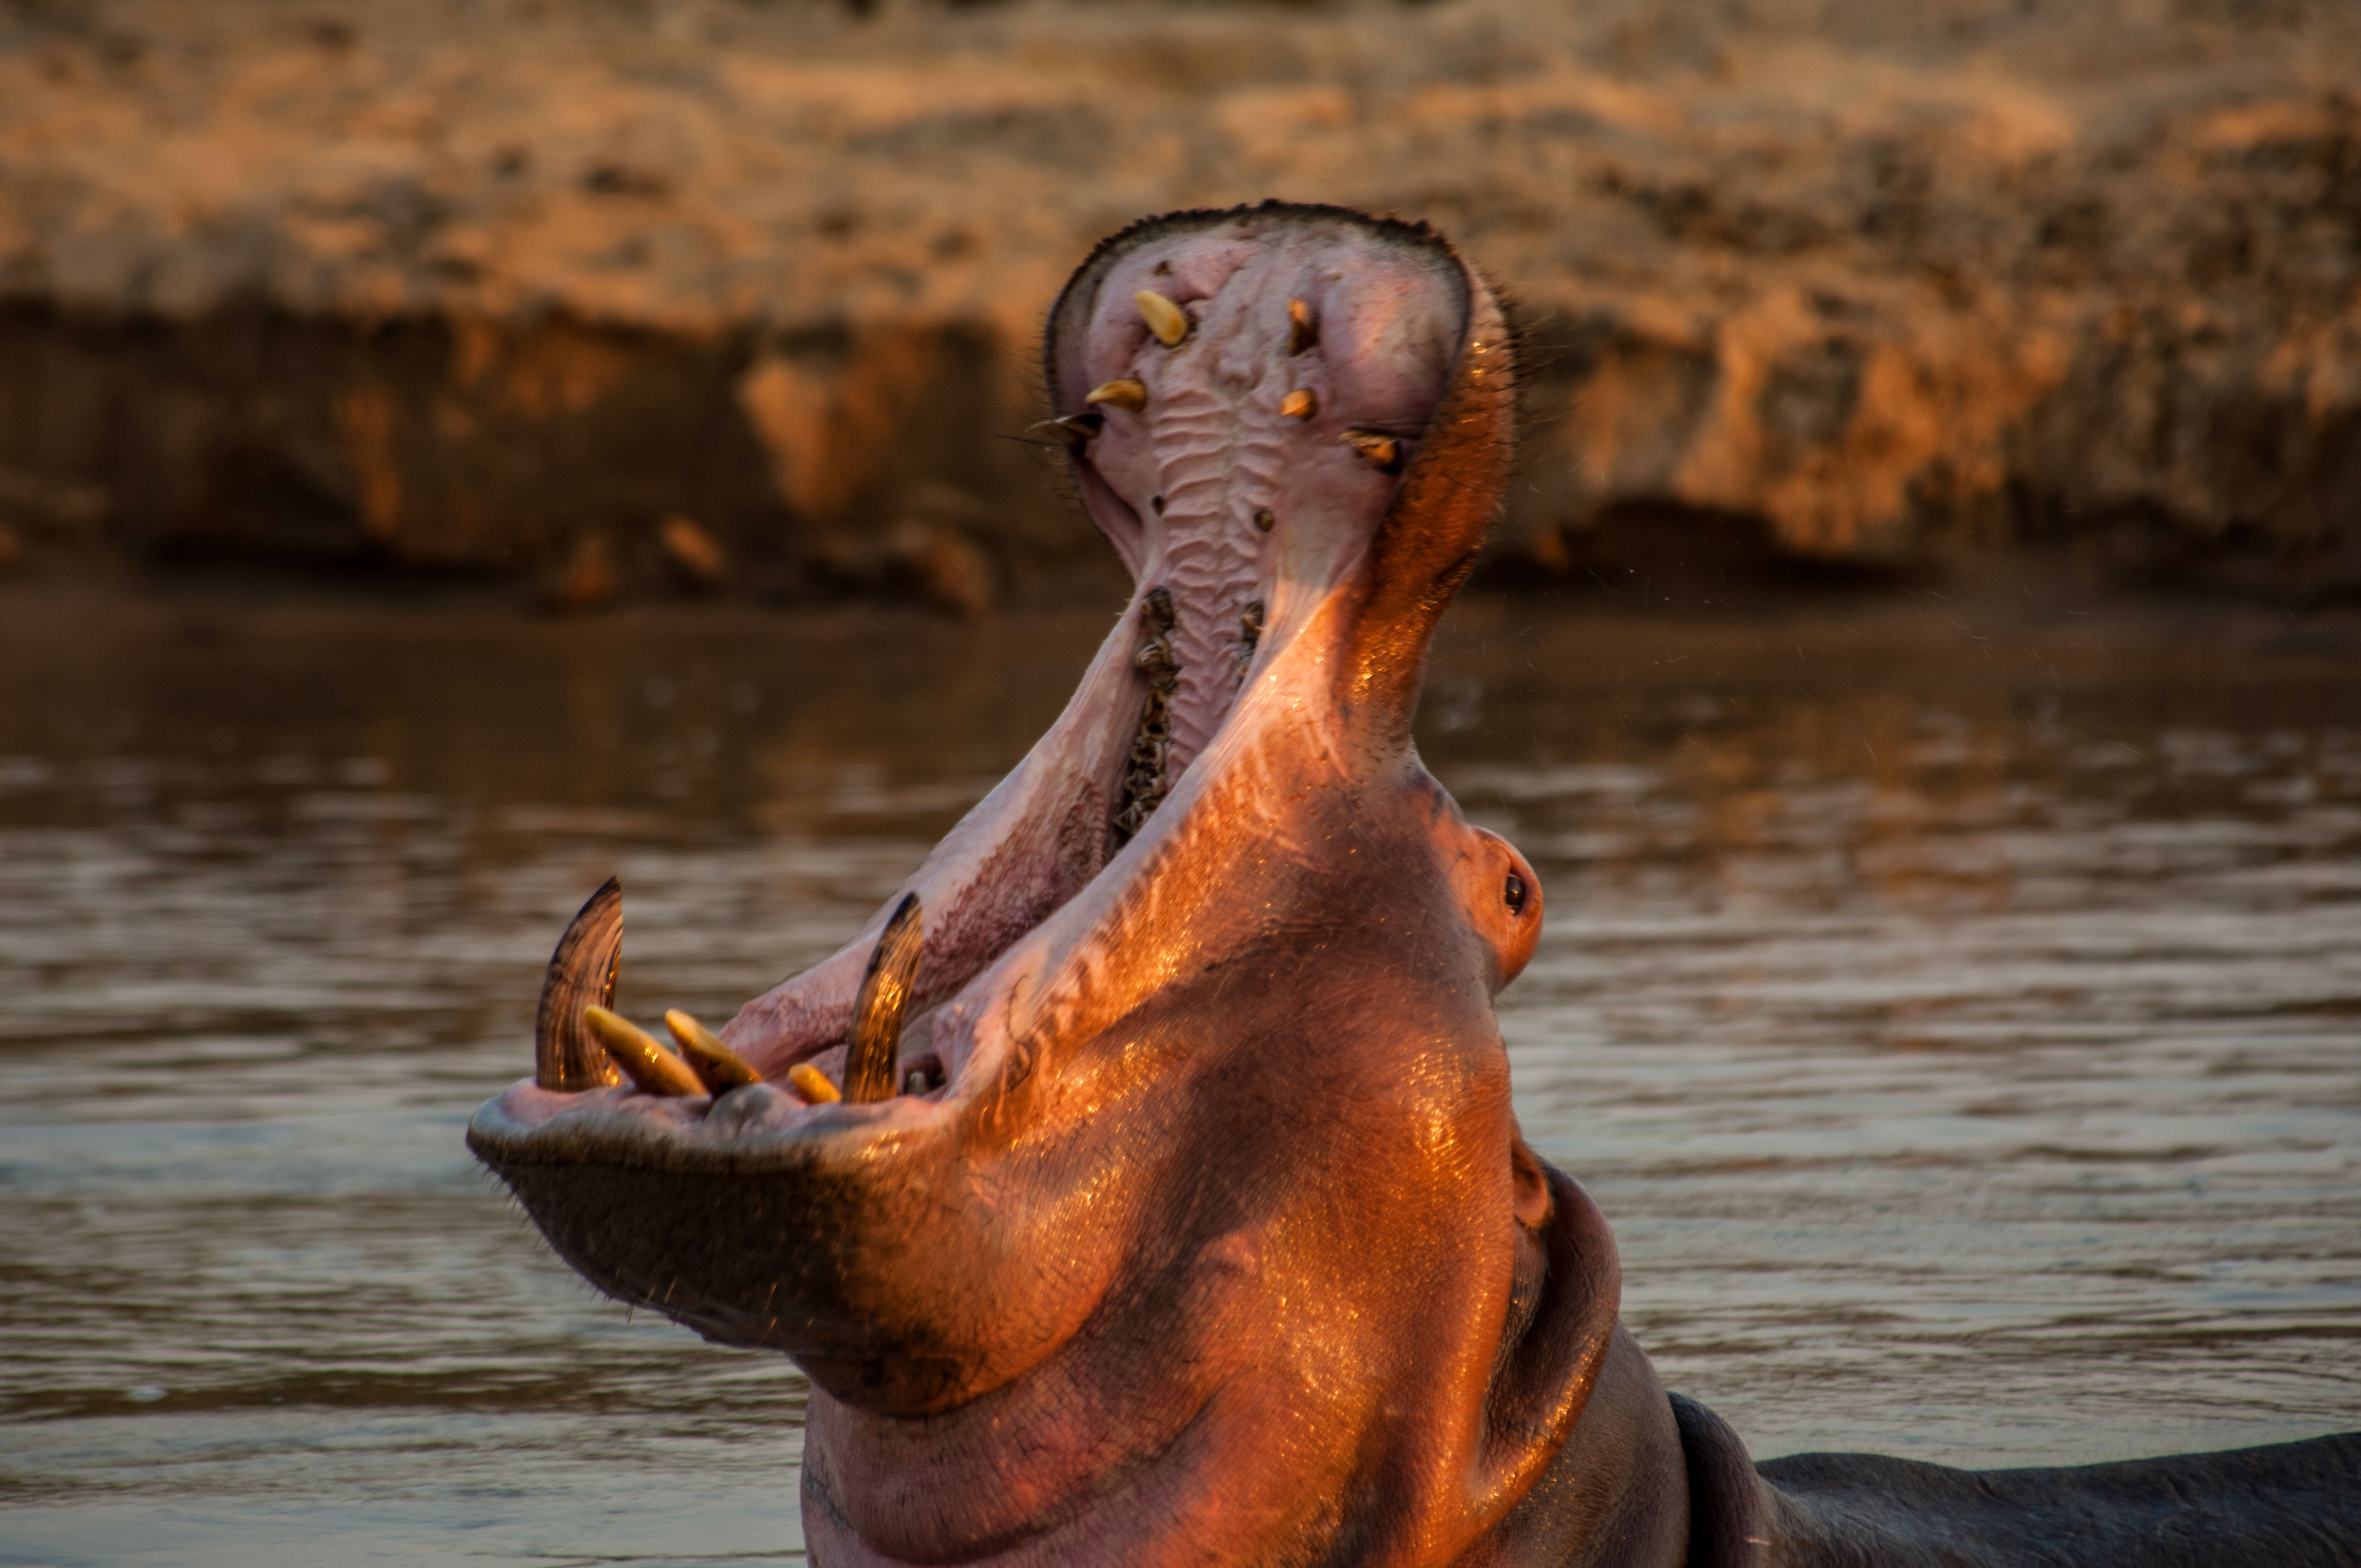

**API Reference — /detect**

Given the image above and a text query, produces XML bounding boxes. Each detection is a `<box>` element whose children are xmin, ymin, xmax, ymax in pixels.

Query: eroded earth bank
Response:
<box><xmin>2</xmin><ymin>0</ymin><xmax>2357</xmax><ymax>606</ymax></box>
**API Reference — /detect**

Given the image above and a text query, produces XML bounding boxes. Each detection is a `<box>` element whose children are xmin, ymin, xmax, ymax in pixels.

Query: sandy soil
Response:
<box><xmin>1</xmin><ymin>0</ymin><xmax>2356</xmax><ymax>606</ymax></box>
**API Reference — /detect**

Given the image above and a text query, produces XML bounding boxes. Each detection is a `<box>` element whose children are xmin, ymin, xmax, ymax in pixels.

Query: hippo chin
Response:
<box><xmin>469</xmin><ymin>203</ymin><xmax>2357</xmax><ymax>1568</ymax></box>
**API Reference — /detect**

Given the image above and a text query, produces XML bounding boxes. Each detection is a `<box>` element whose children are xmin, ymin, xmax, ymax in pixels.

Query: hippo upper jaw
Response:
<box><xmin>469</xmin><ymin>205</ymin><xmax>1664</xmax><ymax>1567</ymax></box>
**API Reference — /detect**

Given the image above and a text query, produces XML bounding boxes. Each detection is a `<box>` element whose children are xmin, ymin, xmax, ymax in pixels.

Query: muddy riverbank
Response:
<box><xmin>2</xmin><ymin>0</ymin><xmax>2357</xmax><ymax>608</ymax></box>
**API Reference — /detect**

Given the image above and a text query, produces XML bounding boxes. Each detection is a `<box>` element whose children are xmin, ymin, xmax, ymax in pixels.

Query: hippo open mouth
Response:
<box><xmin>470</xmin><ymin>204</ymin><xmax>2358</xmax><ymax>1568</ymax></box>
<box><xmin>470</xmin><ymin>203</ymin><xmax>1632</xmax><ymax>1562</ymax></box>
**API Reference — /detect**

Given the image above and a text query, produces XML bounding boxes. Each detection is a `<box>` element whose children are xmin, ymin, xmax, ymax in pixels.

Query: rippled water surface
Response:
<box><xmin>2</xmin><ymin>591</ymin><xmax>2356</xmax><ymax>1566</ymax></box>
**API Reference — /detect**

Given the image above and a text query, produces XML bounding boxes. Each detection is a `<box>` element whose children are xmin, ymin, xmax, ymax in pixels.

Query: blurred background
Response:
<box><xmin>1</xmin><ymin>0</ymin><xmax>2358</xmax><ymax>605</ymax></box>
<box><xmin>0</xmin><ymin>2</ymin><xmax>2357</xmax><ymax>1566</ymax></box>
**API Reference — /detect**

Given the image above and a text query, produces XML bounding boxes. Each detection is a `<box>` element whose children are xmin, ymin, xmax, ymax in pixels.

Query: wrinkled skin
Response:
<box><xmin>470</xmin><ymin>204</ymin><xmax>2358</xmax><ymax>1568</ymax></box>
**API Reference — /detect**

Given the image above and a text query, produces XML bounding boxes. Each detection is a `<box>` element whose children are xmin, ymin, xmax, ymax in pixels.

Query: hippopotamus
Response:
<box><xmin>469</xmin><ymin>203</ymin><xmax>2358</xmax><ymax>1567</ymax></box>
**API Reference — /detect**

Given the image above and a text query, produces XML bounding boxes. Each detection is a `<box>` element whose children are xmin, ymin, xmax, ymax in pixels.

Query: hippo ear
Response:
<box><xmin>1340</xmin><ymin>258</ymin><xmax>1515</xmax><ymax>745</ymax></box>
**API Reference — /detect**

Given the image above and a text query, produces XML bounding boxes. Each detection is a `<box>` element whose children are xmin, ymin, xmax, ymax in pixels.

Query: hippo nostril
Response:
<box><xmin>1152</xmin><ymin>494</ymin><xmax>1165</xmax><ymax>515</ymax></box>
<box><xmin>1504</xmin><ymin>873</ymin><xmax>1527</xmax><ymax>914</ymax></box>
<box><xmin>1254</xmin><ymin>508</ymin><xmax>1275</xmax><ymax>532</ymax></box>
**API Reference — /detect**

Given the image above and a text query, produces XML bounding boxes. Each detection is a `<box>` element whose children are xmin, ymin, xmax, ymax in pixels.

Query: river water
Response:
<box><xmin>1</xmin><ymin>590</ymin><xmax>2355</xmax><ymax>1566</ymax></box>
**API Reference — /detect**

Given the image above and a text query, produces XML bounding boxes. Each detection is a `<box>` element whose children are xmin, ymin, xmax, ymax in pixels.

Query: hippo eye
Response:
<box><xmin>1503</xmin><ymin>873</ymin><xmax>1527</xmax><ymax>914</ymax></box>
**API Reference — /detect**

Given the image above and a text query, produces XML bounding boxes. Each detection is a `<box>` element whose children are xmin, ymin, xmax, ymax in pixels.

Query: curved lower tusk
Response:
<box><xmin>535</xmin><ymin>878</ymin><xmax>625</xmax><ymax>1092</ymax></box>
<box><xmin>1135</xmin><ymin>289</ymin><xmax>1190</xmax><ymax>347</ymax></box>
<box><xmin>584</xmin><ymin>1006</ymin><xmax>705</xmax><ymax>1097</ymax></box>
<box><xmin>1280</xmin><ymin>388</ymin><xmax>1318</xmax><ymax>420</ymax></box>
<box><xmin>664</xmin><ymin>1009</ymin><xmax>764</xmax><ymax>1093</ymax></box>
<box><xmin>843</xmin><ymin>893</ymin><xmax>924</xmax><ymax>1104</ymax></box>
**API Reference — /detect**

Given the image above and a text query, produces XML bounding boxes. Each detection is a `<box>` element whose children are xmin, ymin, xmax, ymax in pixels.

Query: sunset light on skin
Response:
<box><xmin>470</xmin><ymin>205</ymin><xmax>2358</xmax><ymax>1568</ymax></box>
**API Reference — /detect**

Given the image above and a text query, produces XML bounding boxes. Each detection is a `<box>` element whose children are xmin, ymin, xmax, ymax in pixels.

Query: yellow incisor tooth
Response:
<box><xmin>1286</xmin><ymin>297</ymin><xmax>1318</xmax><ymax>356</ymax></box>
<box><xmin>1343</xmin><ymin>429</ymin><xmax>1402</xmax><ymax>471</ymax></box>
<box><xmin>663</xmin><ymin>1009</ymin><xmax>763</xmax><ymax>1094</ymax></box>
<box><xmin>1280</xmin><ymin>388</ymin><xmax>1318</xmax><ymax>420</ymax></box>
<box><xmin>1134</xmin><ymin>290</ymin><xmax>1189</xmax><ymax>347</ymax></box>
<box><xmin>583</xmin><ymin>1005</ymin><xmax>705</xmax><ymax>1097</ymax></box>
<box><xmin>787</xmin><ymin>1063</ymin><xmax>841</xmax><ymax>1104</ymax></box>
<box><xmin>1085</xmin><ymin>378</ymin><xmax>1147</xmax><ymax>411</ymax></box>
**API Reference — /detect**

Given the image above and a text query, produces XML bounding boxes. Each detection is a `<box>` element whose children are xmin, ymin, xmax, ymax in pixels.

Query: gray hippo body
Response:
<box><xmin>470</xmin><ymin>203</ymin><xmax>2359</xmax><ymax>1567</ymax></box>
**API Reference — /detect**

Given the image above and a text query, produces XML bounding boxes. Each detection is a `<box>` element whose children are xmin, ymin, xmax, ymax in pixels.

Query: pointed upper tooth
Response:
<box><xmin>1287</xmin><ymin>297</ymin><xmax>1318</xmax><ymax>356</ymax></box>
<box><xmin>1086</xmin><ymin>378</ymin><xmax>1147</xmax><ymax>411</ymax></box>
<box><xmin>663</xmin><ymin>1009</ymin><xmax>764</xmax><ymax>1094</ymax></box>
<box><xmin>535</xmin><ymin>878</ymin><xmax>625</xmax><ymax>1092</ymax></box>
<box><xmin>584</xmin><ymin>1005</ymin><xmax>705</xmax><ymax>1097</ymax></box>
<box><xmin>1135</xmin><ymin>290</ymin><xmax>1190</xmax><ymax>347</ymax></box>
<box><xmin>1280</xmin><ymin>388</ymin><xmax>1318</xmax><ymax>420</ymax></box>
<box><xmin>844</xmin><ymin>893</ymin><xmax>924</xmax><ymax>1103</ymax></box>
<box><xmin>1343</xmin><ymin>429</ymin><xmax>1403</xmax><ymax>471</ymax></box>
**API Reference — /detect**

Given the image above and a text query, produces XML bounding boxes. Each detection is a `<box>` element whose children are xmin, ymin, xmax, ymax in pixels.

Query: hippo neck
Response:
<box><xmin>799</xmin><ymin>1167</ymin><xmax>1635</xmax><ymax>1568</ymax></box>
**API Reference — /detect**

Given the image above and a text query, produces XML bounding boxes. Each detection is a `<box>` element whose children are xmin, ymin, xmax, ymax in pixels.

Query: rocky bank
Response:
<box><xmin>2</xmin><ymin>0</ymin><xmax>2357</xmax><ymax>607</ymax></box>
